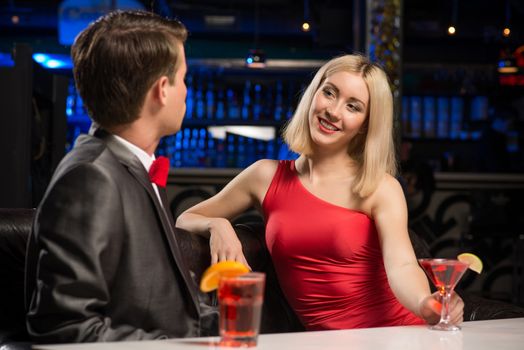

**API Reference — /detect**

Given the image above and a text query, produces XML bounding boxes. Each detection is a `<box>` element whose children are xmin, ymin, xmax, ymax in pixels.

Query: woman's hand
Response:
<box><xmin>419</xmin><ymin>291</ymin><xmax>464</xmax><ymax>325</ymax></box>
<box><xmin>208</xmin><ymin>218</ymin><xmax>251</xmax><ymax>269</ymax></box>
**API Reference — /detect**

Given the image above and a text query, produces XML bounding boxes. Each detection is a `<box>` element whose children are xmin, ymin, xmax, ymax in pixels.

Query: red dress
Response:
<box><xmin>262</xmin><ymin>160</ymin><xmax>425</xmax><ymax>330</ymax></box>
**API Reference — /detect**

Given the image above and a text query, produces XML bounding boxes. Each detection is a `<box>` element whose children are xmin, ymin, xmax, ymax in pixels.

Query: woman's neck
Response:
<box><xmin>296</xmin><ymin>153</ymin><xmax>359</xmax><ymax>182</ymax></box>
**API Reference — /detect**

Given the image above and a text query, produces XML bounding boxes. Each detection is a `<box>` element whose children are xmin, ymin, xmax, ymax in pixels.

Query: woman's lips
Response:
<box><xmin>318</xmin><ymin>117</ymin><xmax>339</xmax><ymax>133</ymax></box>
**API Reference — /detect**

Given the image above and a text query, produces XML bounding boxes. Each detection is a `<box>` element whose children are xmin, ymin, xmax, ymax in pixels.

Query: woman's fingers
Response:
<box><xmin>450</xmin><ymin>292</ymin><xmax>464</xmax><ymax>324</ymax></box>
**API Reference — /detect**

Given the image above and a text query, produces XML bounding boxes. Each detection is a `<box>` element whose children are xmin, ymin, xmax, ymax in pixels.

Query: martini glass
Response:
<box><xmin>418</xmin><ymin>258</ymin><xmax>469</xmax><ymax>331</ymax></box>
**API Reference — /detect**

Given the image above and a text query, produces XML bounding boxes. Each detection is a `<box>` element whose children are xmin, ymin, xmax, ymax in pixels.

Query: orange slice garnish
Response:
<box><xmin>199</xmin><ymin>261</ymin><xmax>250</xmax><ymax>292</ymax></box>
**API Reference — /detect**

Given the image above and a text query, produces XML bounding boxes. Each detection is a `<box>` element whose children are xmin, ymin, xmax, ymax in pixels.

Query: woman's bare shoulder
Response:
<box><xmin>371</xmin><ymin>173</ymin><xmax>406</xmax><ymax>211</ymax></box>
<box><xmin>236</xmin><ymin>159</ymin><xmax>280</xmax><ymax>202</ymax></box>
<box><xmin>379</xmin><ymin>173</ymin><xmax>403</xmax><ymax>191</ymax></box>
<box><xmin>244</xmin><ymin>159</ymin><xmax>280</xmax><ymax>183</ymax></box>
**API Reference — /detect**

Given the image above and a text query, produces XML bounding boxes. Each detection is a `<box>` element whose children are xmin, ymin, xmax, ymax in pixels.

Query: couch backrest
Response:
<box><xmin>5</xmin><ymin>208</ymin><xmax>522</xmax><ymax>341</ymax></box>
<box><xmin>0</xmin><ymin>208</ymin><xmax>33</xmax><ymax>342</ymax></box>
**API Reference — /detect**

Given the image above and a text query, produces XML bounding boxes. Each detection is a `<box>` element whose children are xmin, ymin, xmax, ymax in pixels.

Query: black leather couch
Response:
<box><xmin>0</xmin><ymin>208</ymin><xmax>303</xmax><ymax>346</ymax></box>
<box><xmin>1</xmin><ymin>208</ymin><xmax>524</xmax><ymax>346</ymax></box>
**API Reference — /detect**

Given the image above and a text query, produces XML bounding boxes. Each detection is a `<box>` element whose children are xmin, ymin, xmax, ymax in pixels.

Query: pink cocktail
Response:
<box><xmin>418</xmin><ymin>258</ymin><xmax>468</xmax><ymax>331</ymax></box>
<box><xmin>218</xmin><ymin>272</ymin><xmax>265</xmax><ymax>347</ymax></box>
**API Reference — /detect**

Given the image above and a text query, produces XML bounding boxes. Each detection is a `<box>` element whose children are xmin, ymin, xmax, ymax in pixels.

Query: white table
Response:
<box><xmin>34</xmin><ymin>317</ymin><xmax>524</xmax><ymax>350</ymax></box>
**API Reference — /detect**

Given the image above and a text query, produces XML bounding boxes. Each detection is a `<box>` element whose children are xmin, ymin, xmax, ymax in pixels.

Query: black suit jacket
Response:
<box><xmin>25</xmin><ymin>131</ymin><xmax>215</xmax><ymax>343</ymax></box>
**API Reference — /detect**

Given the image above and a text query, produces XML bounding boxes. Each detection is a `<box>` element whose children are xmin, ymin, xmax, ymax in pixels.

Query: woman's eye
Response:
<box><xmin>322</xmin><ymin>88</ymin><xmax>335</xmax><ymax>97</ymax></box>
<box><xmin>348</xmin><ymin>103</ymin><xmax>362</xmax><ymax>112</ymax></box>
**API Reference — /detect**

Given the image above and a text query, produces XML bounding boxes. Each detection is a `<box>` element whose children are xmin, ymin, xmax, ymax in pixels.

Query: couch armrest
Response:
<box><xmin>176</xmin><ymin>222</ymin><xmax>304</xmax><ymax>334</ymax></box>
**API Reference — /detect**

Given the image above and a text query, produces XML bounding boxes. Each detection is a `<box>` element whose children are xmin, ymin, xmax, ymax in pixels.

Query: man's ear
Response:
<box><xmin>154</xmin><ymin>76</ymin><xmax>170</xmax><ymax>106</ymax></box>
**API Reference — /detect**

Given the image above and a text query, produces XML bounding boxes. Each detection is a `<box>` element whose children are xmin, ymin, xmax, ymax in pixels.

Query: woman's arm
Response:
<box><xmin>372</xmin><ymin>174</ymin><xmax>463</xmax><ymax>324</ymax></box>
<box><xmin>176</xmin><ymin>159</ymin><xmax>278</xmax><ymax>265</ymax></box>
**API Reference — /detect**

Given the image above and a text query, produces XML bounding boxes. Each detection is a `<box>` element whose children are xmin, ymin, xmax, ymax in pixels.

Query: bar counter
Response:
<box><xmin>35</xmin><ymin>318</ymin><xmax>524</xmax><ymax>350</ymax></box>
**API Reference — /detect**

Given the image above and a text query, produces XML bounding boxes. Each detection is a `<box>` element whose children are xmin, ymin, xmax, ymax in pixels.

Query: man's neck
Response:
<box><xmin>109</xmin><ymin>120</ymin><xmax>160</xmax><ymax>156</ymax></box>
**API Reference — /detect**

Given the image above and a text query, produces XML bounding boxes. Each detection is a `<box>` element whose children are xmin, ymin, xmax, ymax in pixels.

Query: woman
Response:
<box><xmin>176</xmin><ymin>54</ymin><xmax>463</xmax><ymax>330</ymax></box>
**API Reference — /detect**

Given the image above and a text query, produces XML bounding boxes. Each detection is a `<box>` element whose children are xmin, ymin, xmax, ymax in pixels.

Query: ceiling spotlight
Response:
<box><xmin>302</xmin><ymin>22</ymin><xmax>310</xmax><ymax>32</ymax></box>
<box><xmin>503</xmin><ymin>0</ymin><xmax>512</xmax><ymax>39</ymax></box>
<box><xmin>11</xmin><ymin>15</ymin><xmax>20</xmax><ymax>25</ymax></box>
<box><xmin>448</xmin><ymin>0</ymin><xmax>458</xmax><ymax>36</ymax></box>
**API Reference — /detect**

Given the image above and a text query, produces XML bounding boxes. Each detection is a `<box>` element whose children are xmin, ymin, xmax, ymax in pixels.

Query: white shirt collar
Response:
<box><xmin>107</xmin><ymin>133</ymin><xmax>164</xmax><ymax>208</ymax></box>
<box><xmin>111</xmin><ymin>134</ymin><xmax>155</xmax><ymax>172</ymax></box>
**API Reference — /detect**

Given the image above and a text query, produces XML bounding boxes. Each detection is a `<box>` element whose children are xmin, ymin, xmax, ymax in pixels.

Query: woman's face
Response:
<box><xmin>308</xmin><ymin>70</ymin><xmax>369</xmax><ymax>154</ymax></box>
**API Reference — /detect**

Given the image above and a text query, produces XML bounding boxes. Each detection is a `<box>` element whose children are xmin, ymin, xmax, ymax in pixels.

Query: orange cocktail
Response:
<box><xmin>218</xmin><ymin>272</ymin><xmax>265</xmax><ymax>347</ymax></box>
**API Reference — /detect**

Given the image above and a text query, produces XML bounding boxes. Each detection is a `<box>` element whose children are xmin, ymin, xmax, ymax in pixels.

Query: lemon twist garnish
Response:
<box><xmin>457</xmin><ymin>253</ymin><xmax>483</xmax><ymax>274</ymax></box>
<box><xmin>199</xmin><ymin>261</ymin><xmax>250</xmax><ymax>292</ymax></box>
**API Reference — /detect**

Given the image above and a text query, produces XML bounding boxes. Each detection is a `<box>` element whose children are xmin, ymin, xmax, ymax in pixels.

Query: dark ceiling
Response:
<box><xmin>1</xmin><ymin>0</ymin><xmax>523</xmax><ymax>64</ymax></box>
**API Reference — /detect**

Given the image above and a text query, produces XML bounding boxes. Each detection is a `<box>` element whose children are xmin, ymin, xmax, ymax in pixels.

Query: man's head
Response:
<box><xmin>71</xmin><ymin>10</ymin><xmax>187</xmax><ymax>130</ymax></box>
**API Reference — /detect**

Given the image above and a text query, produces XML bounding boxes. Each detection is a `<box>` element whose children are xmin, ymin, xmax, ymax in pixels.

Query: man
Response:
<box><xmin>24</xmin><ymin>10</ymin><xmax>215</xmax><ymax>343</ymax></box>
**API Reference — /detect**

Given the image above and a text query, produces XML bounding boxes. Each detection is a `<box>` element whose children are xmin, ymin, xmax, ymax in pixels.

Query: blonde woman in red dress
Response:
<box><xmin>176</xmin><ymin>54</ymin><xmax>464</xmax><ymax>330</ymax></box>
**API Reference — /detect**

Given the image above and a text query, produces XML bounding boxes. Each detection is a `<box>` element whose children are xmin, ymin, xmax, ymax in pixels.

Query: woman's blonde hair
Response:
<box><xmin>282</xmin><ymin>54</ymin><xmax>396</xmax><ymax>198</ymax></box>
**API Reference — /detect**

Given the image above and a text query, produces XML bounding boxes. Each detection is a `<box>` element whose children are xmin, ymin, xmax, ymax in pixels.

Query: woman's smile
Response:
<box><xmin>318</xmin><ymin>117</ymin><xmax>340</xmax><ymax>133</ymax></box>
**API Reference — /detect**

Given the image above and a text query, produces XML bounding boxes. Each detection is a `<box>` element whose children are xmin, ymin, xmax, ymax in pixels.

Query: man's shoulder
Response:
<box><xmin>68</xmin><ymin>134</ymin><xmax>108</xmax><ymax>160</ymax></box>
<box><xmin>59</xmin><ymin>134</ymin><xmax>117</xmax><ymax>170</ymax></box>
<box><xmin>49</xmin><ymin>134</ymin><xmax>125</xmax><ymax>188</ymax></box>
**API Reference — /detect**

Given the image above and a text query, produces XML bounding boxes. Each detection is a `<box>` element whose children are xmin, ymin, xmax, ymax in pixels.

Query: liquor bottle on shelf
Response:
<box><xmin>205</xmin><ymin>79</ymin><xmax>215</xmax><ymax>120</ymax></box>
<box><xmin>253</xmin><ymin>83</ymin><xmax>262</xmax><ymax>121</ymax></box>
<box><xmin>285</xmin><ymin>81</ymin><xmax>296</xmax><ymax>120</ymax></box>
<box><xmin>274</xmin><ymin>80</ymin><xmax>283</xmax><ymax>121</ymax></box>
<box><xmin>215</xmin><ymin>138</ymin><xmax>227</xmax><ymax>167</ymax></box>
<box><xmin>436</xmin><ymin>97</ymin><xmax>450</xmax><ymax>139</ymax></box>
<box><xmin>263</xmin><ymin>85</ymin><xmax>274</xmax><ymax>120</ymax></box>
<box><xmin>195</xmin><ymin>82</ymin><xmax>205</xmax><ymax>120</ymax></box>
<box><xmin>173</xmin><ymin>132</ymin><xmax>182</xmax><ymax>167</ymax></box>
<box><xmin>410</xmin><ymin>96</ymin><xmax>422</xmax><ymax>138</ymax></box>
<box><xmin>423</xmin><ymin>96</ymin><xmax>436</xmax><ymax>138</ymax></box>
<box><xmin>266</xmin><ymin>139</ymin><xmax>275</xmax><ymax>159</ymax></box>
<box><xmin>241</xmin><ymin>80</ymin><xmax>252</xmax><ymax>120</ymax></box>
<box><xmin>181</xmin><ymin>128</ymin><xmax>191</xmax><ymax>166</ymax></box>
<box><xmin>226</xmin><ymin>133</ymin><xmax>237</xmax><ymax>167</ymax></box>
<box><xmin>237</xmin><ymin>136</ymin><xmax>246</xmax><ymax>168</ymax></box>
<box><xmin>227</xmin><ymin>88</ymin><xmax>240</xmax><ymax>119</ymax></box>
<box><xmin>256</xmin><ymin>139</ymin><xmax>266</xmax><ymax>162</ymax></box>
<box><xmin>197</xmin><ymin>128</ymin><xmax>207</xmax><ymax>166</ymax></box>
<box><xmin>449</xmin><ymin>97</ymin><xmax>463</xmax><ymax>139</ymax></box>
<box><xmin>206</xmin><ymin>137</ymin><xmax>216</xmax><ymax>167</ymax></box>
<box><xmin>189</xmin><ymin>128</ymin><xmax>199</xmax><ymax>167</ymax></box>
<box><xmin>470</xmin><ymin>96</ymin><xmax>488</xmax><ymax>121</ymax></box>
<box><xmin>246</xmin><ymin>137</ymin><xmax>257</xmax><ymax>166</ymax></box>
<box><xmin>215</xmin><ymin>86</ymin><xmax>226</xmax><ymax>120</ymax></box>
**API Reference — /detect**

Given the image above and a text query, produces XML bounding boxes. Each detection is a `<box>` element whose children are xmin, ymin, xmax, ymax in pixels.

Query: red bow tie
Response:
<box><xmin>149</xmin><ymin>156</ymin><xmax>169</xmax><ymax>188</ymax></box>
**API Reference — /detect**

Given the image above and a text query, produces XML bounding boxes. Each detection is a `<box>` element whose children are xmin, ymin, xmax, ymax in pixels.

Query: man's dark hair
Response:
<box><xmin>71</xmin><ymin>10</ymin><xmax>187</xmax><ymax>129</ymax></box>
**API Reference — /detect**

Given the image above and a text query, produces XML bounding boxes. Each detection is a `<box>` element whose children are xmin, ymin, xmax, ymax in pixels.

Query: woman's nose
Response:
<box><xmin>326</xmin><ymin>103</ymin><xmax>342</xmax><ymax>120</ymax></box>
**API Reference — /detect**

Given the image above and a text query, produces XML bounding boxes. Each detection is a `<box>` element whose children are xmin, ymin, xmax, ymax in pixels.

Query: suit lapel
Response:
<box><xmin>94</xmin><ymin>129</ymin><xmax>201</xmax><ymax>314</ymax></box>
